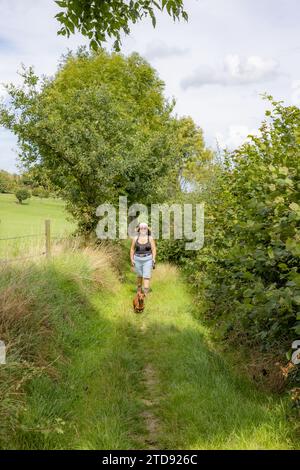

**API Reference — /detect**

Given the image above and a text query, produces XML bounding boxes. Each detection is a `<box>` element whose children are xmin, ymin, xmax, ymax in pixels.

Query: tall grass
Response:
<box><xmin>0</xmin><ymin>243</ymin><xmax>135</xmax><ymax>449</ymax></box>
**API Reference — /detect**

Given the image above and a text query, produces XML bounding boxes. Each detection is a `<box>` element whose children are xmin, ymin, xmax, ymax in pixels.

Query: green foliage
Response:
<box><xmin>31</xmin><ymin>187</ymin><xmax>50</xmax><ymax>198</ymax></box>
<box><xmin>184</xmin><ymin>96</ymin><xmax>300</xmax><ymax>352</ymax></box>
<box><xmin>15</xmin><ymin>188</ymin><xmax>31</xmax><ymax>204</ymax></box>
<box><xmin>0</xmin><ymin>168</ymin><xmax>55</xmax><ymax>196</ymax></box>
<box><xmin>0</xmin><ymin>49</ymin><xmax>200</xmax><ymax>233</ymax></box>
<box><xmin>54</xmin><ymin>0</ymin><xmax>188</xmax><ymax>51</ymax></box>
<box><xmin>0</xmin><ymin>170</ymin><xmax>18</xmax><ymax>193</ymax></box>
<box><xmin>21</xmin><ymin>167</ymin><xmax>58</xmax><ymax>197</ymax></box>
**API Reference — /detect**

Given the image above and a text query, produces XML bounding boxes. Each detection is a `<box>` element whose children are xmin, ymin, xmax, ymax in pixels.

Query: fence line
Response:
<box><xmin>0</xmin><ymin>220</ymin><xmax>62</xmax><ymax>264</ymax></box>
<box><xmin>0</xmin><ymin>234</ymin><xmax>42</xmax><ymax>241</ymax></box>
<box><xmin>0</xmin><ymin>253</ymin><xmax>46</xmax><ymax>264</ymax></box>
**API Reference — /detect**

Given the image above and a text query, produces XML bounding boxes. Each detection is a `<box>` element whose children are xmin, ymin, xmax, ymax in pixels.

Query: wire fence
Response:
<box><xmin>0</xmin><ymin>234</ymin><xmax>42</xmax><ymax>241</ymax></box>
<box><xmin>0</xmin><ymin>253</ymin><xmax>46</xmax><ymax>265</ymax></box>
<box><xmin>1</xmin><ymin>220</ymin><xmax>209</xmax><ymax>264</ymax></box>
<box><xmin>0</xmin><ymin>220</ymin><xmax>72</xmax><ymax>264</ymax></box>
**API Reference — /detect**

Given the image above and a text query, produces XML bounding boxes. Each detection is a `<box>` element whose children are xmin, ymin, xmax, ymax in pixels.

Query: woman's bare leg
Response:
<box><xmin>143</xmin><ymin>277</ymin><xmax>150</xmax><ymax>295</ymax></box>
<box><xmin>137</xmin><ymin>277</ymin><xmax>142</xmax><ymax>292</ymax></box>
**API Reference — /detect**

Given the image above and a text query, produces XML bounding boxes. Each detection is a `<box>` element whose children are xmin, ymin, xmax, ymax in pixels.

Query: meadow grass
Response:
<box><xmin>0</xmin><ymin>193</ymin><xmax>76</xmax><ymax>259</ymax></box>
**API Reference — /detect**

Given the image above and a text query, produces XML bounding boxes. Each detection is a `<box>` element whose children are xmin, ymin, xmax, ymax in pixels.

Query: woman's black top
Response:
<box><xmin>135</xmin><ymin>233</ymin><xmax>152</xmax><ymax>255</ymax></box>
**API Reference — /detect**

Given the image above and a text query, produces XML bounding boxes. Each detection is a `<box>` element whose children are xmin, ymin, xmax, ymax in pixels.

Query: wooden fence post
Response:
<box><xmin>45</xmin><ymin>219</ymin><xmax>51</xmax><ymax>258</ymax></box>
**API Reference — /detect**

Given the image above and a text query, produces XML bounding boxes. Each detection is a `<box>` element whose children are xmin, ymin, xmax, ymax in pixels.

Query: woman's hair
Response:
<box><xmin>136</xmin><ymin>225</ymin><xmax>151</xmax><ymax>235</ymax></box>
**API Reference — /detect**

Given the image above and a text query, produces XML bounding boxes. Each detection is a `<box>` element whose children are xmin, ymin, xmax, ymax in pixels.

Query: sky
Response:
<box><xmin>1</xmin><ymin>0</ymin><xmax>300</xmax><ymax>173</ymax></box>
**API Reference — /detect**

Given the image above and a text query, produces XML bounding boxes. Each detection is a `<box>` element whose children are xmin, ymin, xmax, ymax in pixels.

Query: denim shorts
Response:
<box><xmin>134</xmin><ymin>253</ymin><xmax>153</xmax><ymax>279</ymax></box>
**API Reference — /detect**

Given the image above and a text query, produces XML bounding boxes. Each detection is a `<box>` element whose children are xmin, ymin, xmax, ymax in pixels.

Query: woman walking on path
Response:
<box><xmin>130</xmin><ymin>222</ymin><xmax>156</xmax><ymax>296</ymax></box>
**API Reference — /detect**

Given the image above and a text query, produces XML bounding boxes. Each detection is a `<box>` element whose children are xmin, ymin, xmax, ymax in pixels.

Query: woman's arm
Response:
<box><xmin>130</xmin><ymin>236</ymin><xmax>137</xmax><ymax>265</ymax></box>
<box><xmin>150</xmin><ymin>236</ymin><xmax>156</xmax><ymax>262</ymax></box>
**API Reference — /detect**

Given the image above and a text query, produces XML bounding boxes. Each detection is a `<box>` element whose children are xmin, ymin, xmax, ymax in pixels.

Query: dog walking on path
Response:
<box><xmin>133</xmin><ymin>290</ymin><xmax>146</xmax><ymax>313</ymax></box>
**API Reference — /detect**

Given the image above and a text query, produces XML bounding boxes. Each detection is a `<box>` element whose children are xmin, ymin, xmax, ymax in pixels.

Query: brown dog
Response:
<box><xmin>133</xmin><ymin>291</ymin><xmax>145</xmax><ymax>313</ymax></box>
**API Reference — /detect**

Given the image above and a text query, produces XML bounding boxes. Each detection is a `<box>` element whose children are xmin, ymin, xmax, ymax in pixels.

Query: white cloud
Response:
<box><xmin>144</xmin><ymin>41</ymin><xmax>188</xmax><ymax>60</ymax></box>
<box><xmin>225</xmin><ymin>55</ymin><xmax>279</xmax><ymax>82</ymax></box>
<box><xmin>215</xmin><ymin>125</ymin><xmax>261</xmax><ymax>150</ymax></box>
<box><xmin>181</xmin><ymin>54</ymin><xmax>280</xmax><ymax>89</ymax></box>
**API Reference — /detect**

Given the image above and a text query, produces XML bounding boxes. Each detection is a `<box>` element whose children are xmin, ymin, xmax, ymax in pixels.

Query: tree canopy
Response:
<box><xmin>0</xmin><ymin>48</ymin><xmax>210</xmax><ymax>233</ymax></box>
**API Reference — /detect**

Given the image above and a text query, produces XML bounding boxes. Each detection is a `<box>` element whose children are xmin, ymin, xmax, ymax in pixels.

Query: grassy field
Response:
<box><xmin>0</xmin><ymin>247</ymin><xmax>298</xmax><ymax>450</ymax></box>
<box><xmin>0</xmin><ymin>193</ymin><xmax>75</xmax><ymax>237</ymax></box>
<box><xmin>0</xmin><ymin>193</ymin><xmax>76</xmax><ymax>258</ymax></box>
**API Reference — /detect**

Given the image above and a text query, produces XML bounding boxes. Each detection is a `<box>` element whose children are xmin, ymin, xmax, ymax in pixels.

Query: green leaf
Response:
<box><xmin>55</xmin><ymin>0</ymin><xmax>67</xmax><ymax>7</ymax></box>
<box><xmin>267</xmin><ymin>247</ymin><xmax>274</xmax><ymax>259</ymax></box>
<box><xmin>149</xmin><ymin>9</ymin><xmax>157</xmax><ymax>28</ymax></box>
<box><xmin>289</xmin><ymin>202</ymin><xmax>300</xmax><ymax>212</ymax></box>
<box><xmin>293</xmin><ymin>296</ymin><xmax>300</xmax><ymax>305</ymax></box>
<box><xmin>152</xmin><ymin>1</ymin><xmax>162</xmax><ymax>9</ymax></box>
<box><xmin>278</xmin><ymin>166</ymin><xmax>289</xmax><ymax>175</ymax></box>
<box><xmin>90</xmin><ymin>39</ymin><xmax>98</xmax><ymax>51</ymax></box>
<box><xmin>286</xmin><ymin>238</ymin><xmax>300</xmax><ymax>256</ymax></box>
<box><xmin>293</xmin><ymin>323</ymin><xmax>300</xmax><ymax>335</ymax></box>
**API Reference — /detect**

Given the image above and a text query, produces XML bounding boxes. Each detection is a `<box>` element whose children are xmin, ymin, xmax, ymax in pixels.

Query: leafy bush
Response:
<box><xmin>32</xmin><ymin>187</ymin><xmax>50</xmax><ymax>198</ymax></box>
<box><xmin>15</xmin><ymin>188</ymin><xmax>31</xmax><ymax>204</ymax></box>
<box><xmin>185</xmin><ymin>97</ymin><xmax>300</xmax><ymax>353</ymax></box>
<box><xmin>0</xmin><ymin>170</ymin><xmax>17</xmax><ymax>193</ymax></box>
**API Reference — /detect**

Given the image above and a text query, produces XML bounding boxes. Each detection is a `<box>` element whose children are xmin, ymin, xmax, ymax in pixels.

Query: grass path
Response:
<box><xmin>69</xmin><ymin>263</ymin><xmax>297</xmax><ymax>450</ymax></box>
<box><xmin>14</xmin><ymin>260</ymin><xmax>298</xmax><ymax>450</ymax></box>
